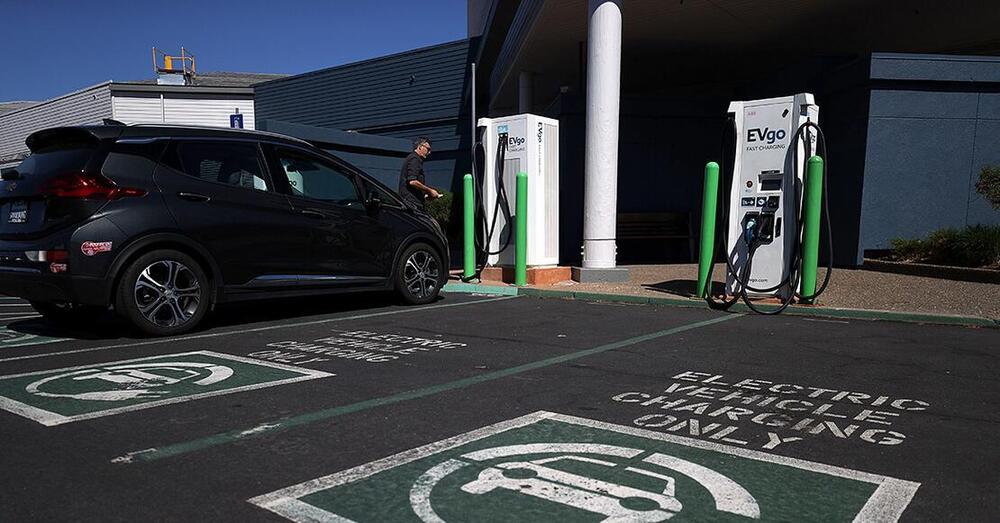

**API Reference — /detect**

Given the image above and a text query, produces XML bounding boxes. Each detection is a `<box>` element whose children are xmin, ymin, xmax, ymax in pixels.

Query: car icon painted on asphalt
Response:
<box><xmin>460</xmin><ymin>455</ymin><xmax>682</xmax><ymax>522</ymax></box>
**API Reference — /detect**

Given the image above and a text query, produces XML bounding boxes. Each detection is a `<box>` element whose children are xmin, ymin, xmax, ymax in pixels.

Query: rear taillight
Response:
<box><xmin>40</xmin><ymin>171</ymin><xmax>146</xmax><ymax>200</ymax></box>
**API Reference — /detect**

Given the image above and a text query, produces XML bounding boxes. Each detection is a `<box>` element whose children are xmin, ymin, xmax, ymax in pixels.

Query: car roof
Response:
<box><xmin>118</xmin><ymin>124</ymin><xmax>313</xmax><ymax>147</ymax></box>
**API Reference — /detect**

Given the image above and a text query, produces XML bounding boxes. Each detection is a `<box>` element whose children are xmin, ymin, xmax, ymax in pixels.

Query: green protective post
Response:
<box><xmin>462</xmin><ymin>174</ymin><xmax>475</xmax><ymax>279</ymax></box>
<box><xmin>696</xmin><ymin>162</ymin><xmax>720</xmax><ymax>298</ymax></box>
<box><xmin>801</xmin><ymin>155</ymin><xmax>824</xmax><ymax>301</ymax></box>
<box><xmin>515</xmin><ymin>172</ymin><xmax>528</xmax><ymax>286</ymax></box>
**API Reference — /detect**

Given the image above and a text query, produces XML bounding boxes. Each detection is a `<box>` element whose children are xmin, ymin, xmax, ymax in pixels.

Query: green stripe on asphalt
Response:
<box><xmin>122</xmin><ymin>313</ymin><xmax>741</xmax><ymax>463</ymax></box>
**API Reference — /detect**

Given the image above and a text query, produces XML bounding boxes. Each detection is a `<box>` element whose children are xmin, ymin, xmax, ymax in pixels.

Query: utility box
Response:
<box><xmin>726</xmin><ymin>94</ymin><xmax>819</xmax><ymax>298</ymax></box>
<box><xmin>478</xmin><ymin>114</ymin><xmax>560</xmax><ymax>267</ymax></box>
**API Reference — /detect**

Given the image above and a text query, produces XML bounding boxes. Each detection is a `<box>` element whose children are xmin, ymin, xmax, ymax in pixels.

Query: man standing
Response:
<box><xmin>398</xmin><ymin>137</ymin><xmax>442</xmax><ymax>209</ymax></box>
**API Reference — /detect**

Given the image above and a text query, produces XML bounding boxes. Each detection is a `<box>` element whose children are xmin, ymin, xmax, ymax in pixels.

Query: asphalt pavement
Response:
<box><xmin>0</xmin><ymin>292</ymin><xmax>996</xmax><ymax>522</ymax></box>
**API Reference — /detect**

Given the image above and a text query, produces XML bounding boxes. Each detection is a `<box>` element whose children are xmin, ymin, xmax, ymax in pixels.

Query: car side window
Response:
<box><xmin>168</xmin><ymin>141</ymin><xmax>269</xmax><ymax>191</ymax></box>
<box><xmin>274</xmin><ymin>148</ymin><xmax>362</xmax><ymax>209</ymax></box>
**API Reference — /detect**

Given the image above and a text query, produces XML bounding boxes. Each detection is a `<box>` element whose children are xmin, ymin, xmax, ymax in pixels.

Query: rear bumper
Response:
<box><xmin>0</xmin><ymin>268</ymin><xmax>107</xmax><ymax>306</ymax></box>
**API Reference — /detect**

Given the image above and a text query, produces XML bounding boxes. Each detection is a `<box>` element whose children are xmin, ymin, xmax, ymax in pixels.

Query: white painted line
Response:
<box><xmin>0</xmin><ymin>315</ymin><xmax>41</xmax><ymax>322</ymax></box>
<box><xmin>0</xmin><ymin>295</ymin><xmax>517</xmax><ymax>363</ymax></box>
<box><xmin>0</xmin><ymin>312</ymin><xmax>40</xmax><ymax>316</ymax></box>
<box><xmin>0</xmin><ymin>350</ymin><xmax>334</xmax><ymax>426</ymax></box>
<box><xmin>0</xmin><ymin>304</ymin><xmax>38</xmax><ymax>307</ymax></box>
<box><xmin>249</xmin><ymin>411</ymin><xmax>920</xmax><ymax>522</ymax></box>
<box><xmin>249</xmin><ymin>412</ymin><xmax>546</xmax><ymax>516</ymax></box>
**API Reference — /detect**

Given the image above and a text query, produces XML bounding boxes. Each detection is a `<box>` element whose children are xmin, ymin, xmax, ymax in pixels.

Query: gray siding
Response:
<box><xmin>0</xmin><ymin>83</ymin><xmax>112</xmax><ymax>160</ymax></box>
<box><xmin>255</xmin><ymin>39</ymin><xmax>478</xmax><ymax>200</ymax></box>
<box><xmin>859</xmin><ymin>54</ymin><xmax>1000</xmax><ymax>261</ymax></box>
<box><xmin>254</xmin><ymin>39</ymin><xmax>475</xmax><ymax>133</ymax></box>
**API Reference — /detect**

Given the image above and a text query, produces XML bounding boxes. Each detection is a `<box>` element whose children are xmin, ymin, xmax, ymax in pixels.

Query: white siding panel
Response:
<box><xmin>162</xmin><ymin>97</ymin><xmax>256</xmax><ymax>130</ymax></box>
<box><xmin>112</xmin><ymin>95</ymin><xmax>165</xmax><ymax>124</ymax></box>
<box><xmin>0</xmin><ymin>84</ymin><xmax>112</xmax><ymax>160</ymax></box>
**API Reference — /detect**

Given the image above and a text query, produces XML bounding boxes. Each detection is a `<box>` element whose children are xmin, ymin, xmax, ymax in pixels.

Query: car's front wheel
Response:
<box><xmin>115</xmin><ymin>249</ymin><xmax>210</xmax><ymax>336</ymax></box>
<box><xmin>394</xmin><ymin>242</ymin><xmax>444</xmax><ymax>305</ymax></box>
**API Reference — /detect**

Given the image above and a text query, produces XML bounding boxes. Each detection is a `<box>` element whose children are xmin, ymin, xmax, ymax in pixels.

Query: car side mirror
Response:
<box><xmin>365</xmin><ymin>194</ymin><xmax>382</xmax><ymax>214</ymax></box>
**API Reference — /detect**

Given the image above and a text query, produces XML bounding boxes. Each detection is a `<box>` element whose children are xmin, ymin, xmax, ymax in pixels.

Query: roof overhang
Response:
<box><xmin>491</xmin><ymin>0</ymin><xmax>1000</xmax><ymax>111</ymax></box>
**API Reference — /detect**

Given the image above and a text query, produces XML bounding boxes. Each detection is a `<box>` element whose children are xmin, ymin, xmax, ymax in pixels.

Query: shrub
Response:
<box><xmin>977</xmin><ymin>165</ymin><xmax>1000</xmax><ymax>209</ymax></box>
<box><xmin>890</xmin><ymin>225</ymin><xmax>1000</xmax><ymax>268</ymax></box>
<box><xmin>425</xmin><ymin>191</ymin><xmax>458</xmax><ymax>240</ymax></box>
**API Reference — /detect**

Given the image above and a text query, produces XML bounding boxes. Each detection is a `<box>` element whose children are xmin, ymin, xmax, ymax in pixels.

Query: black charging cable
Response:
<box><xmin>703</xmin><ymin>117</ymin><xmax>833</xmax><ymax>314</ymax></box>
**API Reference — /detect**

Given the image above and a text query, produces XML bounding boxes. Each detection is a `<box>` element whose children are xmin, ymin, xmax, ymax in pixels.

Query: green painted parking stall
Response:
<box><xmin>251</xmin><ymin>411</ymin><xmax>917</xmax><ymax>522</ymax></box>
<box><xmin>0</xmin><ymin>293</ymin><xmax>994</xmax><ymax>521</ymax></box>
<box><xmin>0</xmin><ymin>351</ymin><xmax>331</xmax><ymax>426</ymax></box>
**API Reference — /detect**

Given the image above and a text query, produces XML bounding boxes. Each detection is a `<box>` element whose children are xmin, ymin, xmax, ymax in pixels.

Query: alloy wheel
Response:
<box><xmin>403</xmin><ymin>250</ymin><xmax>440</xmax><ymax>299</ymax></box>
<box><xmin>133</xmin><ymin>260</ymin><xmax>201</xmax><ymax>327</ymax></box>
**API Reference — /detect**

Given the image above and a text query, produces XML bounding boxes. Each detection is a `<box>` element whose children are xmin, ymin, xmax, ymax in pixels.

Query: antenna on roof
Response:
<box><xmin>152</xmin><ymin>47</ymin><xmax>196</xmax><ymax>86</ymax></box>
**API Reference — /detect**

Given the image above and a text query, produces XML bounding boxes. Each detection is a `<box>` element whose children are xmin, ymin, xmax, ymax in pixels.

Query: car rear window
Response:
<box><xmin>15</xmin><ymin>145</ymin><xmax>96</xmax><ymax>178</ymax></box>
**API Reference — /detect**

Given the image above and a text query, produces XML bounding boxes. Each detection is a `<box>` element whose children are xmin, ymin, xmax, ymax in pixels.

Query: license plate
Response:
<box><xmin>8</xmin><ymin>200</ymin><xmax>27</xmax><ymax>224</ymax></box>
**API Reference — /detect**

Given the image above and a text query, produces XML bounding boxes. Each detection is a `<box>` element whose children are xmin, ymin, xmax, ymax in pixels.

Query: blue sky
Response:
<box><xmin>0</xmin><ymin>0</ymin><xmax>467</xmax><ymax>102</ymax></box>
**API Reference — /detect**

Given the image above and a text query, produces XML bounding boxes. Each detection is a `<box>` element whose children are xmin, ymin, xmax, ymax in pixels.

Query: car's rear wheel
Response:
<box><xmin>394</xmin><ymin>242</ymin><xmax>444</xmax><ymax>305</ymax></box>
<box><xmin>30</xmin><ymin>301</ymin><xmax>103</xmax><ymax>326</ymax></box>
<box><xmin>115</xmin><ymin>249</ymin><xmax>210</xmax><ymax>336</ymax></box>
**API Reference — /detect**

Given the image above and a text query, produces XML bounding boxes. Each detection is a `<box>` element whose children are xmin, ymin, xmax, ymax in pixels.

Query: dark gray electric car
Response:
<box><xmin>0</xmin><ymin>124</ymin><xmax>448</xmax><ymax>336</ymax></box>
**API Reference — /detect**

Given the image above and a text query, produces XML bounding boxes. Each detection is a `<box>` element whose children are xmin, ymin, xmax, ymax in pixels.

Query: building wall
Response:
<box><xmin>0</xmin><ymin>83</ymin><xmax>112</xmax><ymax>160</ymax></box>
<box><xmin>112</xmin><ymin>93</ymin><xmax>256</xmax><ymax>129</ymax></box>
<box><xmin>859</xmin><ymin>54</ymin><xmax>1000</xmax><ymax>261</ymax></box>
<box><xmin>254</xmin><ymin>38</ymin><xmax>478</xmax><ymax>197</ymax></box>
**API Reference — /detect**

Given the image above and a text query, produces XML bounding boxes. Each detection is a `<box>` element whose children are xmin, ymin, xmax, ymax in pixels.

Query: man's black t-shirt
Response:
<box><xmin>398</xmin><ymin>152</ymin><xmax>425</xmax><ymax>208</ymax></box>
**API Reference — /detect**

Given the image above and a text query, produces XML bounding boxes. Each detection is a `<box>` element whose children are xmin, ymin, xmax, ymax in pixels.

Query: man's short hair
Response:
<box><xmin>413</xmin><ymin>137</ymin><xmax>431</xmax><ymax>150</ymax></box>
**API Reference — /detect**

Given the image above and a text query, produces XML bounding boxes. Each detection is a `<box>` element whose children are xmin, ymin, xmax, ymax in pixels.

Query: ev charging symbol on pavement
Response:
<box><xmin>410</xmin><ymin>443</ymin><xmax>761</xmax><ymax>522</ymax></box>
<box><xmin>25</xmin><ymin>362</ymin><xmax>234</xmax><ymax>402</ymax></box>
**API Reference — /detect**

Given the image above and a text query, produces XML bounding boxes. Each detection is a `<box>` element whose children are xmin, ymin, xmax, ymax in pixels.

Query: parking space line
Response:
<box><xmin>0</xmin><ymin>296</ymin><xmax>517</xmax><ymax>363</ymax></box>
<box><xmin>0</xmin><ymin>315</ymin><xmax>41</xmax><ymax>322</ymax></box>
<box><xmin>113</xmin><ymin>313</ymin><xmax>741</xmax><ymax>464</ymax></box>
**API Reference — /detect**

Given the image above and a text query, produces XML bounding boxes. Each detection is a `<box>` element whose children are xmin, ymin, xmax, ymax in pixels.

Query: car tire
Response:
<box><xmin>115</xmin><ymin>249</ymin><xmax>210</xmax><ymax>336</ymax></box>
<box><xmin>394</xmin><ymin>242</ymin><xmax>445</xmax><ymax>305</ymax></box>
<box><xmin>30</xmin><ymin>301</ymin><xmax>103</xmax><ymax>326</ymax></box>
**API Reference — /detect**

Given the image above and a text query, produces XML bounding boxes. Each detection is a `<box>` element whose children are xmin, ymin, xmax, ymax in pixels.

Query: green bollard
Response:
<box><xmin>515</xmin><ymin>172</ymin><xmax>528</xmax><ymax>286</ymax></box>
<box><xmin>800</xmin><ymin>156</ymin><xmax>824</xmax><ymax>302</ymax></box>
<box><xmin>463</xmin><ymin>174</ymin><xmax>475</xmax><ymax>280</ymax></box>
<box><xmin>697</xmin><ymin>162</ymin><xmax>720</xmax><ymax>298</ymax></box>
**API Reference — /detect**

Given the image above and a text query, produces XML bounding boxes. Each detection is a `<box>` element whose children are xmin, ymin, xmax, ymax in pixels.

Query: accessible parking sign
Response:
<box><xmin>0</xmin><ymin>351</ymin><xmax>332</xmax><ymax>426</ymax></box>
<box><xmin>251</xmin><ymin>411</ymin><xmax>919</xmax><ymax>522</ymax></box>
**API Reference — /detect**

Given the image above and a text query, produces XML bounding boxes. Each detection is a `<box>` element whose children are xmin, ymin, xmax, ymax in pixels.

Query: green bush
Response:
<box><xmin>977</xmin><ymin>165</ymin><xmax>1000</xmax><ymax>209</ymax></box>
<box><xmin>890</xmin><ymin>225</ymin><xmax>1000</xmax><ymax>268</ymax></box>
<box><xmin>425</xmin><ymin>191</ymin><xmax>458</xmax><ymax>240</ymax></box>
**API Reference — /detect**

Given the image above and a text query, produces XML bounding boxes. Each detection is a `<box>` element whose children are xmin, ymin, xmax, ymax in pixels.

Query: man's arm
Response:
<box><xmin>408</xmin><ymin>179</ymin><xmax>441</xmax><ymax>199</ymax></box>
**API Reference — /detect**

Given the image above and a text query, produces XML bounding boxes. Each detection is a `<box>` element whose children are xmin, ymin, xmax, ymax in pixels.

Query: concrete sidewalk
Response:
<box><xmin>451</xmin><ymin>263</ymin><xmax>1000</xmax><ymax>324</ymax></box>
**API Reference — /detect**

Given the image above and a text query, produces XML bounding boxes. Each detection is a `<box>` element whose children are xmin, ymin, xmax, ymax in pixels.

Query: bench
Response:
<box><xmin>616</xmin><ymin>212</ymin><xmax>694</xmax><ymax>263</ymax></box>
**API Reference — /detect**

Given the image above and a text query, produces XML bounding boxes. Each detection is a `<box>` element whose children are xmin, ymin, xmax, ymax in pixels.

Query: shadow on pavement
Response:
<box><xmin>2</xmin><ymin>291</ymin><xmax>438</xmax><ymax>341</ymax></box>
<box><xmin>643</xmin><ymin>279</ymin><xmax>724</xmax><ymax>298</ymax></box>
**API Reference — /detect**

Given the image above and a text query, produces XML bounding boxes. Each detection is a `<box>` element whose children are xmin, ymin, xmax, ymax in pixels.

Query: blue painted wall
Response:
<box><xmin>859</xmin><ymin>54</ymin><xmax>1000</xmax><ymax>263</ymax></box>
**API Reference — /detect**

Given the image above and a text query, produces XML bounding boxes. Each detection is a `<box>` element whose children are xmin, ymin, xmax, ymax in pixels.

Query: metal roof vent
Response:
<box><xmin>153</xmin><ymin>47</ymin><xmax>196</xmax><ymax>86</ymax></box>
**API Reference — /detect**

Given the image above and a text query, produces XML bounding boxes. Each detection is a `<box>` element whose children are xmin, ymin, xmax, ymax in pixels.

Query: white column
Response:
<box><xmin>582</xmin><ymin>0</ymin><xmax>622</xmax><ymax>269</ymax></box>
<box><xmin>518</xmin><ymin>71</ymin><xmax>534</xmax><ymax>113</ymax></box>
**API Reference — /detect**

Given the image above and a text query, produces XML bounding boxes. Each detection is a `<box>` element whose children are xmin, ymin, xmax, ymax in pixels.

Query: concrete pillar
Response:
<box><xmin>518</xmin><ymin>71</ymin><xmax>534</xmax><ymax>113</ymax></box>
<box><xmin>576</xmin><ymin>0</ymin><xmax>627</xmax><ymax>282</ymax></box>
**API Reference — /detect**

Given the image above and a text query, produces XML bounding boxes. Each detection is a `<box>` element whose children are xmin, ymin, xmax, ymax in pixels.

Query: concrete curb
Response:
<box><xmin>443</xmin><ymin>282</ymin><xmax>999</xmax><ymax>329</ymax></box>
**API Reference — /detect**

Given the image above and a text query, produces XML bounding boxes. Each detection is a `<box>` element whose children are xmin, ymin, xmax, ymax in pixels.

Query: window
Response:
<box><xmin>170</xmin><ymin>141</ymin><xmax>269</xmax><ymax>191</ymax></box>
<box><xmin>274</xmin><ymin>148</ymin><xmax>362</xmax><ymax>208</ymax></box>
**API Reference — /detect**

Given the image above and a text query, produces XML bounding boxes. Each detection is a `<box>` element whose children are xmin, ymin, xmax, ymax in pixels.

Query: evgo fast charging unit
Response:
<box><xmin>725</xmin><ymin>94</ymin><xmax>821</xmax><ymax>303</ymax></box>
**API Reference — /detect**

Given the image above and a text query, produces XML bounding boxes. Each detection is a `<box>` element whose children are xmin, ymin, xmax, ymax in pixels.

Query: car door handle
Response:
<box><xmin>177</xmin><ymin>192</ymin><xmax>211</xmax><ymax>202</ymax></box>
<box><xmin>299</xmin><ymin>209</ymin><xmax>325</xmax><ymax>219</ymax></box>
